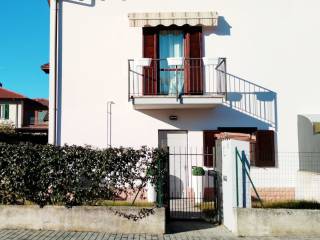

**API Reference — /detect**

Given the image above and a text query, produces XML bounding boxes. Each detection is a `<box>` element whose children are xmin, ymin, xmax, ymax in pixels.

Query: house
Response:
<box><xmin>48</xmin><ymin>0</ymin><xmax>320</xmax><ymax>214</ymax></box>
<box><xmin>0</xmin><ymin>85</ymin><xmax>49</xmax><ymax>133</ymax></box>
<box><xmin>41</xmin><ymin>63</ymin><xmax>50</xmax><ymax>74</ymax></box>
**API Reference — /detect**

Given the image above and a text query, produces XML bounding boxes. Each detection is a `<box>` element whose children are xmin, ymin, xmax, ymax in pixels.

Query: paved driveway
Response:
<box><xmin>0</xmin><ymin>222</ymin><xmax>318</xmax><ymax>240</ymax></box>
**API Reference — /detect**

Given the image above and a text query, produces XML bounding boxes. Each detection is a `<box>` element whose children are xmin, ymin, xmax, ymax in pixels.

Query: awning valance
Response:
<box><xmin>128</xmin><ymin>12</ymin><xmax>218</xmax><ymax>27</ymax></box>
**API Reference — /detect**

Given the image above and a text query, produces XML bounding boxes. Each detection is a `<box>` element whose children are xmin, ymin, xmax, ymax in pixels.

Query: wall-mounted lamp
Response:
<box><xmin>169</xmin><ymin>115</ymin><xmax>178</xmax><ymax>121</ymax></box>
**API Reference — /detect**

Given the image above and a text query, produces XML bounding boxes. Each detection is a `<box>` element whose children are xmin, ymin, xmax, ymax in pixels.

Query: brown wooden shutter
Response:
<box><xmin>185</xmin><ymin>27</ymin><xmax>203</xmax><ymax>95</ymax></box>
<box><xmin>255</xmin><ymin>130</ymin><xmax>275</xmax><ymax>167</ymax></box>
<box><xmin>203</xmin><ymin>131</ymin><xmax>220</xmax><ymax>167</ymax></box>
<box><xmin>143</xmin><ymin>28</ymin><xmax>158</xmax><ymax>95</ymax></box>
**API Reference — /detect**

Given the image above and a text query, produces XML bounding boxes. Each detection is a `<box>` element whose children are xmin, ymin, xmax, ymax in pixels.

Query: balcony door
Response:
<box><xmin>159</xmin><ymin>30</ymin><xmax>184</xmax><ymax>95</ymax></box>
<box><xmin>143</xmin><ymin>26</ymin><xmax>203</xmax><ymax>96</ymax></box>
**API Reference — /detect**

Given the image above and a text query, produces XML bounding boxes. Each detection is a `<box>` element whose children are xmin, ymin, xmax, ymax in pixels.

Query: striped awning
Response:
<box><xmin>128</xmin><ymin>12</ymin><xmax>218</xmax><ymax>27</ymax></box>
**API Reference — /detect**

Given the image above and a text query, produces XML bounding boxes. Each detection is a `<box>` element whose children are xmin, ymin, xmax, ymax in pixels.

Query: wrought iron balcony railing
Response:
<box><xmin>128</xmin><ymin>58</ymin><xmax>227</xmax><ymax>99</ymax></box>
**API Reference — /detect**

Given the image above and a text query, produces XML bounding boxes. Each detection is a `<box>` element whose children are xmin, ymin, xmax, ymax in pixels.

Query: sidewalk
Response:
<box><xmin>0</xmin><ymin>228</ymin><xmax>318</xmax><ymax>240</ymax></box>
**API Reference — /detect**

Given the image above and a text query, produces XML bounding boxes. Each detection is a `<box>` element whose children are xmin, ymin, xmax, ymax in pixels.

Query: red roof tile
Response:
<box><xmin>0</xmin><ymin>87</ymin><xmax>26</xmax><ymax>99</ymax></box>
<box><xmin>33</xmin><ymin>98</ymin><xmax>49</xmax><ymax>107</ymax></box>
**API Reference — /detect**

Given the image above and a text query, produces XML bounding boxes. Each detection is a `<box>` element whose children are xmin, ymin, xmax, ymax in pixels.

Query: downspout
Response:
<box><xmin>53</xmin><ymin>0</ymin><xmax>59</xmax><ymax>145</ymax></box>
<box><xmin>49</xmin><ymin>0</ymin><xmax>59</xmax><ymax>145</ymax></box>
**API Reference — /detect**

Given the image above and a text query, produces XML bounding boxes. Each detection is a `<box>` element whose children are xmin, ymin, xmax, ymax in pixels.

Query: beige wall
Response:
<box><xmin>0</xmin><ymin>205</ymin><xmax>165</xmax><ymax>234</ymax></box>
<box><xmin>236</xmin><ymin>208</ymin><xmax>320</xmax><ymax>237</ymax></box>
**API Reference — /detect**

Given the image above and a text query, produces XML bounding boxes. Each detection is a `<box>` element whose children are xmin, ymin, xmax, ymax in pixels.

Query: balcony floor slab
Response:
<box><xmin>132</xmin><ymin>94</ymin><xmax>224</xmax><ymax>109</ymax></box>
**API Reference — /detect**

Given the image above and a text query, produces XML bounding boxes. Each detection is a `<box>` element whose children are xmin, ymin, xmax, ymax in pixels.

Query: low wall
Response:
<box><xmin>296</xmin><ymin>171</ymin><xmax>320</xmax><ymax>202</ymax></box>
<box><xmin>236</xmin><ymin>208</ymin><xmax>320</xmax><ymax>237</ymax></box>
<box><xmin>0</xmin><ymin>205</ymin><xmax>165</xmax><ymax>234</ymax></box>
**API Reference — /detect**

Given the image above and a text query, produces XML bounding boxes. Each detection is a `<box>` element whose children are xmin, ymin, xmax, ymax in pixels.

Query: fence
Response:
<box><xmin>238</xmin><ymin>151</ymin><xmax>320</xmax><ymax>206</ymax></box>
<box><xmin>161</xmin><ymin>150</ymin><xmax>222</xmax><ymax>222</ymax></box>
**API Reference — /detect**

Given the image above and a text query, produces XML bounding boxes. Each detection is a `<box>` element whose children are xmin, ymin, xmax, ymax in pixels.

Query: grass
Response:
<box><xmin>92</xmin><ymin>200</ymin><xmax>155</xmax><ymax>207</ymax></box>
<box><xmin>252</xmin><ymin>200</ymin><xmax>320</xmax><ymax>209</ymax></box>
<box><xmin>195</xmin><ymin>201</ymin><xmax>216</xmax><ymax>218</ymax></box>
<box><xmin>1</xmin><ymin>199</ymin><xmax>155</xmax><ymax>208</ymax></box>
<box><xmin>195</xmin><ymin>201</ymin><xmax>215</xmax><ymax>211</ymax></box>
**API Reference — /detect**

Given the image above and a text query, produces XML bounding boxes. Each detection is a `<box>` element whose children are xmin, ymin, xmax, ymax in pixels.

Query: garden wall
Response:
<box><xmin>0</xmin><ymin>205</ymin><xmax>165</xmax><ymax>234</ymax></box>
<box><xmin>235</xmin><ymin>208</ymin><xmax>320</xmax><ymax>237</ymax></box>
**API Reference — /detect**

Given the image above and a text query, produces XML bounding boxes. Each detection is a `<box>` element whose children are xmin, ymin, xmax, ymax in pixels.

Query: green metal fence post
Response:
<box><xmin>235</xmin><ymin>147</ymin><xmax>239</xmax><ymax>207</ymax></box>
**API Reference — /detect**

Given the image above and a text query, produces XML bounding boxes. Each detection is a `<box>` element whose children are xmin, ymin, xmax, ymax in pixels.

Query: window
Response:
<box><xmin>203</xmin><ymin>128</ymin><xmax>276</xmax><ymax>167</ymax></box>
<box><xmin>0</xmin><ymin>104</ymin><xmax>9</xmax><ymax>120</ymax></box>
<box><xmin>143</xmin><ymin>26</ymin><xmax>203</xmax><ymax>95</ymax></box>
<box><xmin>253</xmin><ymin>130</ymin><xmax>276</xmax><ymax>167</ymax></box>
<box><xmin>203</xmin><ymin>131</ymin><xmax>221</xmax><ymax>167</ymax></box>
<box><xmin>37</xmin><ymin>110</ymin><xmax>48</xmax><ymax>124</ymax></box>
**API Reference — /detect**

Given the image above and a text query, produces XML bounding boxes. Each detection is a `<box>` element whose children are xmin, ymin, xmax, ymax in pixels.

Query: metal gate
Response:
<box><xmin>164</xmin><ymin>151</ymin><xmax>222</xmax><ymax>223</ymax></box>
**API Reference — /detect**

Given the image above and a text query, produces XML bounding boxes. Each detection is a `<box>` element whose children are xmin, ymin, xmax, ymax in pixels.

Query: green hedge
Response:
<box><xmin>0</xmin><ymin>132</ymin><xmax>48</xmax><ymax>145</ymax></box>
<box><xmin>0</xmin><ymin>143</ymin><xmax>168</xmax><ymax>207</ymax></box>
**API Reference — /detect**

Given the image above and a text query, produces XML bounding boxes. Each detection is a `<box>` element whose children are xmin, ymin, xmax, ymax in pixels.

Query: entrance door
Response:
<box><xmin>159</xmin><ymin>130</ymin><xmax>188</xmax><ymax>198</ymax></box>
<box><xmin>167</xmin><ymin>131</ymin><xmax>188</xmax><ymax>199</ymax></box>
<box><xmin>159</xmin><ymin>130</ymin><xmax>222</xmax><ymax>221</ymax></box>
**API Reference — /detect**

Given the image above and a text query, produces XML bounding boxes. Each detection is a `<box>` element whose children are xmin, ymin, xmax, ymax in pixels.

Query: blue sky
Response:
<box><xmin>0</xmin><ymin>1</ymin><xmax>49</xmax><ymax>99</ymax></box>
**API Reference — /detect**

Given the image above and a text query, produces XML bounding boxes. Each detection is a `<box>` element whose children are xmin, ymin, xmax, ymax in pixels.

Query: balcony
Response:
<box><xmin>128</xmin><ymin>58</ymin><xmax>227</xmax><ymax>109</ymax></box>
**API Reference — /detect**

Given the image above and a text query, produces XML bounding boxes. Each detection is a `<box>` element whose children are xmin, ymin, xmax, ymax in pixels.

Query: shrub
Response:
<box><xmin>192</xmin><ymin>166</ymin><xmax>205</xmax><ymax>176</ymax></box>
<box><xmin>0</xmin><ymin>122</ymin><xmax>15</xmax><ymax>134</ymax></box>
<box><xmin>0</xmin><ymin>143</ymin><xmax>168</xmax><ymax>207</ymax></box>
<box><xmin>0</xmin><ymin>132</ymin><xmax>48</xmax><ymax>145</ymax></box>
<box><xmin>252</xmin><ymin>200</ymin><xmax>320</xmax><ymax>209</ymax></box>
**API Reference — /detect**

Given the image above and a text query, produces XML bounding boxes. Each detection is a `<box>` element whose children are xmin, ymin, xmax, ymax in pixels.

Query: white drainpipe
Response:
<box><xmin>49</xmin><ymin>0</ymin><xmax>59</xmax><ymax>145</ymax></box>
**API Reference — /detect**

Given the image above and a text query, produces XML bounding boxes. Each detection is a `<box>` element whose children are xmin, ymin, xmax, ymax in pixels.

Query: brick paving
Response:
<box><xmin>0</xmin><ymin>222</ymin><xmax>318</xmax><ymax>240</ymax></box>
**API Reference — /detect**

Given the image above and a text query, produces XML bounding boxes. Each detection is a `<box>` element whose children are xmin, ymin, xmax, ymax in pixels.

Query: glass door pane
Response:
<box><xmin>159</xmin><ymin>30</ymin><xmax>184</xmax><ymax>95</ymax></box>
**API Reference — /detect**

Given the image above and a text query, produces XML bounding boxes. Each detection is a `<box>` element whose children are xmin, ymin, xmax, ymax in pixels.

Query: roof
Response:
<box><xmin>33</xmin><ymin>98</ymin><xmax>49</xmax><ymax>107</ymax></box>
<box><xmin>41</xmin><ymin>63</ymin><xmax>50</xmax><ymax>74</ymax></box>
<box><xmin>0</xmin><ymin>87</ymin><xmax>26</xmax><ymax>100</ymax></box>
<box><xmin>0</xmin><ymin>88</ymin><xmax>49</xmax><ymax>109</ymax></box>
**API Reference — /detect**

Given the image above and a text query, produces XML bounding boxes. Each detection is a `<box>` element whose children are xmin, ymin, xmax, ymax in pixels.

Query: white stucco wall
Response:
<box><xmin>51</xmin><ymin>0</ymin><xmax>320</xmax><ymax>153</ymax></box>
<box><xmin>0</xmin><ymin>102</ymin><xmax>22</xmax><ymax>128</ymax></box>
<box><xmin>297</xmin><ymin>115</ymin><xmax>320</xmax><ymax>173</ymax></box>
<box><xmin>48</xmin><ymin>0</ymin><xmax>320</xmax><ymax>198</ymax></box>
<box><xmin>216</xmin><ymin>139</ymin><xmax>250</xmax><ymax>233</ymax></box>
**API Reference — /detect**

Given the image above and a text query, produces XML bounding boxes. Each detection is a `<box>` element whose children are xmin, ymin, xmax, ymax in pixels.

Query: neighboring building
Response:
<box><xmin>0</xmin><ymin>86</ymin><xmax>49</xmax><ymax>133</ymax></box>
<box><xmin>48</xmin><ymin>0</ymin><xmax>320</xmax><ymax>203</ymax></box>
<box><xmin>41</xmin><ymin>63</ymin><xmax>50</xmax><ymax>74</ymax></box>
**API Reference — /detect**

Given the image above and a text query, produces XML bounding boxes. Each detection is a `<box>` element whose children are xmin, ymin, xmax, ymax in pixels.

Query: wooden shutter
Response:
<box><xmin>143</xmin><ymin>28</ymin><xmax>158</xmax><ymax>95</ymax></box>
<box><xmin>255</xmin><ymin>130</ymin><xmax>275</xmax><ymax>167</ymax></box>
<box><xmin>203</xmin><ymin>131</ymin><xmax>220</xmax><ymax>167</ymax></box>
<box><xmin>185</xmin><ymin>27</ymin><xmax>203</xmax><ymax>95</ymax></box>
<box><xmin>4</xmin><ymin>104</ymin><xmax>9</xmax><ymax>120</ymax></box>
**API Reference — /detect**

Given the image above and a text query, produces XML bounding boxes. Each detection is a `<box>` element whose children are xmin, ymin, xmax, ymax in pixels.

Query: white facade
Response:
<box><xmin>216</xmin><ymin>139</ymin><xmax>251</xmax><ymax>233</ymax></box>
<box><xmin>49</xmin><ymin>0</ymin><xmax>320</xmax><ymax>197</ymax></box>
<box><xmin>0</xmin><ymin>102</ymin><xmax>23</xmax><ymax>128</ymax></box>
<box><xmin>50</xmin><ymin>0</ymin><xmax>320</xmax><ymax>151</ymax></box>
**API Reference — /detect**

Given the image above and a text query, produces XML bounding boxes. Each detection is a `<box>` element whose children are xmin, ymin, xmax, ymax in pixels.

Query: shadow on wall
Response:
<box><xmin>64</xmin><ymin>0</ymin><xmax>96</xmax><ymax>7</ymax></box>
<box><xmin>204</xmin><ymin>16</ymin><xmax>232</xmax><ymax>36</ymax></box>
<box><xmin>297</xmin><ymin>114</ymin><xmax>320</xmax><ymax>173</ymax></box>
<box><xmin>222</xmin><ymin>72</ymin><xmax>278</xmax><ymax>130</ymax></box>
<box><xmin>170</xmin><ymin>175</ymin><xmax>184</xmax><ymax>198</ymax></box>
<box><xmin>139</xmin><ymin>106</ymin><xmax>271</xmax><ymax>131</ymax></box>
